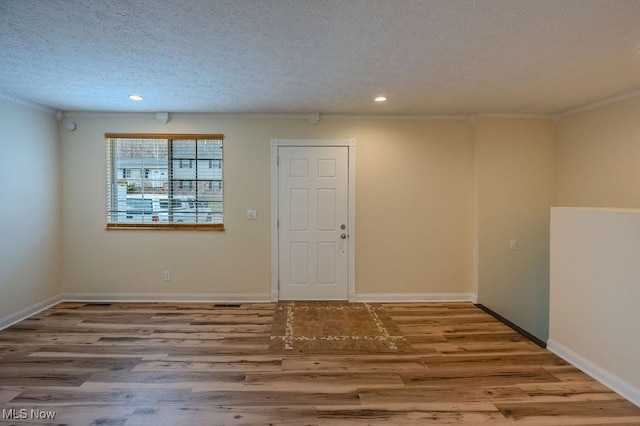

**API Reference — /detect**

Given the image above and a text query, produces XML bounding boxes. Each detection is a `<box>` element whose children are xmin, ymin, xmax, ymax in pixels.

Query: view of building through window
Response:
<box><xmin>106</xmin><ymin>135</ymin><xmax>223</xmax><ymax>227</ymax></box>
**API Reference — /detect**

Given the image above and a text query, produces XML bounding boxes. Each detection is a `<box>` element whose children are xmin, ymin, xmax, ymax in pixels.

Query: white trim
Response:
<box><xmin>475</xmin><ymin>113</ymin><xmax>555</xmax><ymax>120</ymax></box>
<box><xmin>321</xmin><ymin>114</ymin><xmax>469</xmax><ymax>121</ymax></box>
<box><xmin>66</xmin><ymin>111</ymin><xmax>317</xmax><ymax>120</ymax></box>
<box><xmin>355</xmin><ymin>293</ymin><xmax>476</xmax><ymax>303</ymax></box>
<box><xmin>270</xmin><ymin>142</ymin><xmax>280</xmax><ymax>302</ymax></box>
<box><xmin>65</xmin><ymin>111</ymin><xmax>157</xmax><ymax>119</ymax></box>
<box><xmin>270</xmin><ymin>139</ymin><xmax>356</xmax><ymax>302</ymax></box>
<box><xmin>558</xmin><ymin>88</ymin><xmax>640</xmax><ymax>118</ymax></box>
<box><xmin>547</xmin><ymin>338</ymin><xmax>640</xmax><ymax>409</ymax></box>
<box><xmin>470</xmin><ymin>119</ymin><xmax>480</xmax><ymax>300</ymax></box>
<box><xmin>61</xmin><ymin>293</ymin><xmax>271</xmax><ymax>303</ymax></box>
<box><xmin>65</xmin><ymin>111</ymin><xmax>469</xmax><ymax>121</ymax></box>
<box><xmin>0</xmin><ymin>295</ymin><xmax>63</xmax><ymax>331</ymax></box>
<box><xmin>347</xmin><ymin>141</ymin><xmax>356</xmax><ymax>302</ymax></box>
<box><xmin>15</xmin><ymin>87</ymin><xmax>640</xmax><ymax>121</ymax></box>
<box><xmin>271</xmin><ymin>138</ymin><xmax>356</xmax><ymax>147</ymax></box>
<box><xmin>0</xmin><ymin>90</ymin><xmax>55</xmax><ymax>114</ymax></box>
<box><xmin>61</xmin><ymin>111</ymin><xmax>555</xmax><ymax>121</ymax></box>
<box><xmin>325</xmin><ymin>113</ymin><xmax>551</xmax><ymax>121</ymax></box>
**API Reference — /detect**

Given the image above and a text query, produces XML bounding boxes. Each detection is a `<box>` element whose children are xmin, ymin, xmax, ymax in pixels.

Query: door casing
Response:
<box><xmin>270</xmin><ymin>139</ymin><xmax>356</xmax><ymax>302</ymax></box>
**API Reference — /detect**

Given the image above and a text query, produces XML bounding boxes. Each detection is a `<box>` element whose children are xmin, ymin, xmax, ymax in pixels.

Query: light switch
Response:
<box><xmin>509</xmin><ymin>240</ymin><xmax>517</xmax><ymax>250</ymax></box>
<box><xmin>247</xmin><ymin>209</ymin><xmax>257</xmax><ymax>220</ymax></box>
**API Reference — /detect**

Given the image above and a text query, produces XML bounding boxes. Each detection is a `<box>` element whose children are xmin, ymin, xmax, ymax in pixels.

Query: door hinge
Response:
<box><xmin>277</xmin><ymin>219</ymin><xmax>280</xmax><ymax>229</ymax></box>
<box><xmin>277</xmin><ymin>156</ymin><xmax>279</xmax><ymax>166</ymax></box>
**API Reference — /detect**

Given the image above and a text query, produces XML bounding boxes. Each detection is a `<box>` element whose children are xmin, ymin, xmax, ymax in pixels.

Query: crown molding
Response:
<box><xmin>322</xmin><ymin>113</ymin><xmax>555</xmax><ymax>121</ymax></box>
<box><xmin>559</xmin><ymin>88</ymin><xmax>640</xmax><ymax>118</ymax></box>
<box><xmin>321</xmin><ymin>113</ymin><xmax>469</xmax><ymax>121</ymax></box>
<box><xmin>63</xmin><ymin>111</ymin><xmax>157</xmax><ymax>119</ymax></box>
<box><xmin>0</xmin><ymin>91</ymin><xmax>55</xmax><ymax>114</ymax></box>
<box><xmin>214</xmin><ymin>112</ymin><xmax>554</xmax><ymax>121</ymax></box>
<box><xmin>62</xmin><ymin>111</ymin><xmax>559</xmax><ymax>122</ymax></box>
<box><xmin>20</xmin><ymin>88</ymin><xmax>640</xmax><ymax>121</ymax></box>
<box><xmin>172</xmin><ymin>112</ymin><xmax>315</xmax><ymax>120</ymax></box>
<box><xmin>63</xmin><ymin>111</ymin><xmax>320</xmax><ymax>120</ymax></box>
<box><xmin>70</xmin><ymin>111</ymin><xmax>473</xmax><ymax>121</ymax></box>
<box><xmin>475</xmin><ymin>113</ymin><xmax>555</xmax><ymax>120</ymax></box>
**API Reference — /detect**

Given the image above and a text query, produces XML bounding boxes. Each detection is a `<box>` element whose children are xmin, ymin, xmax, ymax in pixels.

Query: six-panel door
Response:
<box><xmin>278</xmin><ymin>146</ymin><xmax>349</xmax><ymax>300</ymax></box>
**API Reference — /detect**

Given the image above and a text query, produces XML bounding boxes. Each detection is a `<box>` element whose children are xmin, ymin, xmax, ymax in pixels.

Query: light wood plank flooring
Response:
<box><xmin>0</xmin><ymin>302</ymin><xmax>639</xmax><ymax>425</ymax></box>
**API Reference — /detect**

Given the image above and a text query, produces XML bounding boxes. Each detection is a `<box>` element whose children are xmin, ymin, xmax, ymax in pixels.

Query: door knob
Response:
<box><xmin>340</xmin><ymin>233</ymin><xmax>347</xmax><ymax>239</ymax></box>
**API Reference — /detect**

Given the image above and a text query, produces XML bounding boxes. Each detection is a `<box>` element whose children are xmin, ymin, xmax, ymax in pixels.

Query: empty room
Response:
<box><xmin>1</xmin><ymin>1</ymin><xmax>640</xmax><ymax>424</ymax></box>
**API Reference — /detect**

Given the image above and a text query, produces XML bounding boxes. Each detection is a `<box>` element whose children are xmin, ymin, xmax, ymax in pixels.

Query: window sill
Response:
<box><xmin>106</xmin><ymin>223</ymin><xmax>225</xmax><ymax>231</ymax></box>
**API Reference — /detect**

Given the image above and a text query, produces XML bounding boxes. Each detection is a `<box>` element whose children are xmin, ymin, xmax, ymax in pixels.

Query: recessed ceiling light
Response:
<box><xmin>128</xmin><ymin>94</ymin><xmax>143</xmax><ymax>101</ymax></box>
<box><xmin>374</xmin><ymin>96</ymin><xmax>387</xmax><ymax>102</ymax></box>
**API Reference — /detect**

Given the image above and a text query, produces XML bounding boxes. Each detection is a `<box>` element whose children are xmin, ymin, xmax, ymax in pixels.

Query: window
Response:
<box><xmin>208</xmin><ymin>181</ymin><xmax>222</xmax><ymax>190</ymax></box>
<box><xmin>179</xmin><ymin>159</ymin><xmax>193</xmax><ymax>169</ymax></box>
<box><xmin>106</xmin><ymin>134</ymin><xmax>224</xmax><ymax>230</ymax></box>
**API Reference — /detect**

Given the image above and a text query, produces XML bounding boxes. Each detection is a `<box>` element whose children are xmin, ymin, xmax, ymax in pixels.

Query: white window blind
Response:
<box><xmin>106</xmin><ymin>134</ymin><xmax>224</xmax><ymax>229</ymax></box>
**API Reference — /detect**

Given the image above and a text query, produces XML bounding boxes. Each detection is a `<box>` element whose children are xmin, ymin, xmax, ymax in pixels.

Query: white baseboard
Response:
<box><xmin>60</xmin><ymin>293</ymin><xmax>272</xmax><ymax>303</ymax></box>
<box><xmin>0</xmin><ymin>294</ymin><xmax>63</xmax><ymax>331</ymax></box>
<box><xmin>355</xmin><ymin>293</ymin><xmax>476</xmax><ymax>303</ymax></box>
<box><xmin>547</xmin><ymin>338</ymin><xmax>640</xmax><ymax>409</ymax></box>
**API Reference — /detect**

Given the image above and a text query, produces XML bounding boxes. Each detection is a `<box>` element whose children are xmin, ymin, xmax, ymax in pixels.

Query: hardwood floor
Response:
<box><xmin>0</xmin><ymin>301</ymin><xmax>639</xmax><ymax>425</ymax></box>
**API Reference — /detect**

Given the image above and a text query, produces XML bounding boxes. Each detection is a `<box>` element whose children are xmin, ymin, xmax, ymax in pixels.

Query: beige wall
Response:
<box><xmin>557</xmin><ymin>96</ymin><xmax>640</xmax><ymax>207</ymax></box>
<box><xmin>0</xmin><ymin>99</ymin><xmax>61</xmax><ymax>320</ymax></box>
<box><xmin>550</xmin><ymin>207</ymin><xmax>640</xmax><ymax>403</ymax></box>
<box><xmin>551</xmin><ymin>97</ymin><xmax>640</xmax><ymax>404</ymax></box>
<box><xmin>3</xmin><ymin>89</ymin><xmax>640</xmax><ymax>363</ymax></box>
<box><xmin>60</xmin><ymin>114</ymin><xmax>473</xmax><ymax>297</ymax></box>
<box><xmin>475</xmin><ymin>119</ymin><xmax>557</xmax><ymax>341</ymax></box>
<box><xmin>0</xmin><ymin>106</ymin><xmax>566</xmax><ymax>342</ymax></box>
<box><xmin>3</xmin><ymin>93</ymin><xmax>639</xmax><ymax>400</ymax></box>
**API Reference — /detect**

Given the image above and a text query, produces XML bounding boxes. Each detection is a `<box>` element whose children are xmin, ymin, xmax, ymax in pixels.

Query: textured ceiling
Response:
<box><xmin>1</xmin><ymin>0</ymin><xmax>640</xmax><ymax>114</ymax></box>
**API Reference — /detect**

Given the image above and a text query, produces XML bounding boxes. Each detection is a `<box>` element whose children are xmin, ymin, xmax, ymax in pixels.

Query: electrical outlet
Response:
<box><xmin>163</xmin><ymin>271</ymin><xmax>171</xmax><ymax>281</ymax></box>
<box><xmin>509</xmin><ymin>240</ymin><xmax>517</xmax><ymax>250</ymax></box>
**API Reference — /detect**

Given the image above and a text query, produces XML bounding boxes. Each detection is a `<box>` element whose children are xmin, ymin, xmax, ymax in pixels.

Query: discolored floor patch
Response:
<box><xmin>268</xmin><ymin>302</ymin><xmax>413</xmax><ymax>353</ymax></box>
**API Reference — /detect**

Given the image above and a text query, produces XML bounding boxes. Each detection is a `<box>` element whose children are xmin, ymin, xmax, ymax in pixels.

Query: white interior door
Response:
<box><xmin>278</xmin><ymin>146</ymin><xmax>349</xmax><ymax>300</ymax></box>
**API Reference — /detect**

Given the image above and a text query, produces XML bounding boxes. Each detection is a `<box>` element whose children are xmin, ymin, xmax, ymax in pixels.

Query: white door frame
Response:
<box><xmin>271</xmin><ymin>139</ymin><xmax>356</xmax><ymax>302</ymax></box>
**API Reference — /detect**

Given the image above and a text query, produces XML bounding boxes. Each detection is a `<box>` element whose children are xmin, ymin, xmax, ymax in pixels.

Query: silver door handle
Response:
<box><xmin>340</xmin><ymin>233</ymin><xmax>347</xmax><ymax>239</ymax></box>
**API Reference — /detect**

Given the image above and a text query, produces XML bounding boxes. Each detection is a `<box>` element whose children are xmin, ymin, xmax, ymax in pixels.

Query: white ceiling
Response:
<box><xmin>1</xmin><ymin>0</ymin><xmax>639</xmax><ymax>115</ymax></box>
